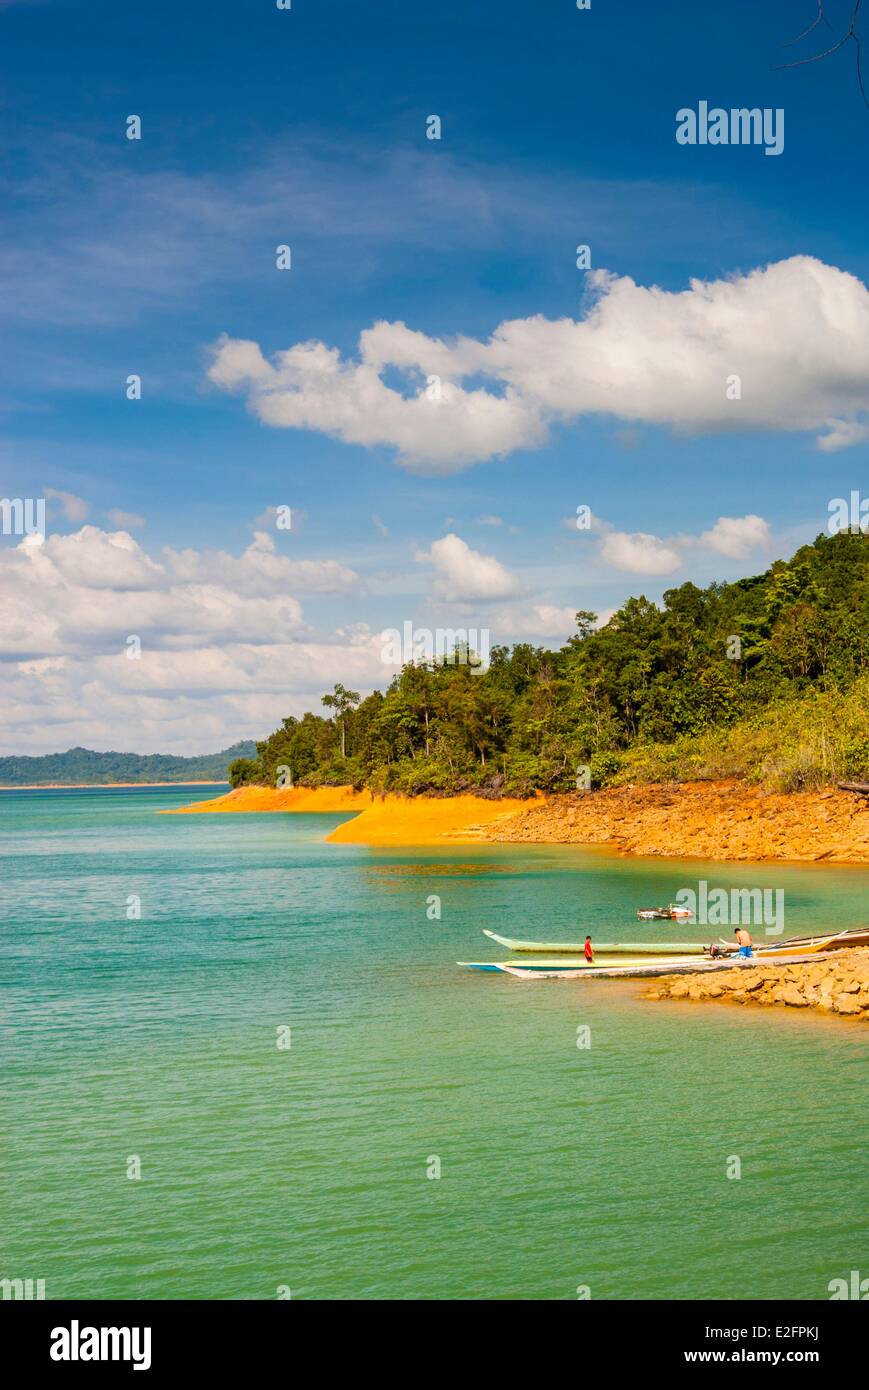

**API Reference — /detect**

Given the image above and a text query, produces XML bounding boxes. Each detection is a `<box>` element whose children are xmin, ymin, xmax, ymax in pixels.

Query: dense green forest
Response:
<box><xmin>0</xmin><ymin>742</ymin><xmax>257</xmax><ymax>786</ymax></box>
<box><xmin>230</xmin><ymin>532</ymin><xmax>869</xmax><ymax>797</ymax></box>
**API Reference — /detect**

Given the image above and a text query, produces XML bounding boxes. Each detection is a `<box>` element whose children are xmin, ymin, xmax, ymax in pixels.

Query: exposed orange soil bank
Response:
<box><xmin>166</xmin><ymin>785</ymin><xmax>372</xmax><ymax>814</ymax></box>
<box><xmin>325</xmin><ymin>793</ymin><xmax>535</xmax><ymax>845</ymax></box>
<box><xmin>171</xmin><ymin>783</ymin><xmax>534</xmax><ymax>842</ymax></box>
<box><xmin>170</xmin><ymin>778</ymin><xmax>869</xmax><ymax>860</ymax></box>
<box><xmin>481</xmin><ymin>780</ymin><xmax>869</xmax><ymax>864</ymax></box>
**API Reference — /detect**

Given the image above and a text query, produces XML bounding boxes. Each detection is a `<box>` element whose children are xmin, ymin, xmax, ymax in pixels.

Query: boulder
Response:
<box><xmin>833</xmin><ymin>994</ymin><xmax>864</xmax><ymax>1016</ymax></box>
<box><xmin>779</xmin><ymin>986</ymin><xmax>809</xmax><ymax>1007</ymax></box>
<box><xmin>670</xmin><ymin>982</ymin><xmax>690</xmax><ymax>999</ymax></box>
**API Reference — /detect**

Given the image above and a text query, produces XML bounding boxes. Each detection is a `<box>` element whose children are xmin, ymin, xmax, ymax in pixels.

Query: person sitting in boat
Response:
<box><xmin>733</xmin><ymin>927</ymin><xmax>753</xmax><ymax>959</ymax></box>
<box><xmin>584</xmin><ymin>935</ymin><xmax>594</xmax><ymax>963</ymax></box>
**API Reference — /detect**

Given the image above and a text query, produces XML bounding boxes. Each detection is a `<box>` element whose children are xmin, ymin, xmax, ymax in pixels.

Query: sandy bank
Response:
<box><xmin>169</xmin><ymin>778</ymin><xmax>869</xmax><ymax>860</ymax></box>
<box><xmin>325</xmin><ymin>793</ymin><xmax>534</xmax><ymax>845</ymax></box>
<box><xmin>643</xmin><ymin>948</ymin><xmax>869</xmax><ymax>1022</ymax></box>
<box><xmin>481</xmin><ymin>780</ymin><xmax>869</xmax><ymax>864</ymax></box>
<box><xmin>167</xmin><ymin>785</ymin><xmax>372</xmax><ymax>814</ymax></box>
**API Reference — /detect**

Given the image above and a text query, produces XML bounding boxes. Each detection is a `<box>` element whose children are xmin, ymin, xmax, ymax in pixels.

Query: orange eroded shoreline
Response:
<box><xmin>169</xmin><ymin>779</ymin><xmax>869</xmax><ymax>860</ymax></box>
<box><xmin>168</xmin><ymin>783</ymin><xmax>535</xmax><ymax>842</ymax></box>
<box><xmin>165</xmin><ymin>785</ymin><xmax>373</xmax><ymax>815</ymax></box>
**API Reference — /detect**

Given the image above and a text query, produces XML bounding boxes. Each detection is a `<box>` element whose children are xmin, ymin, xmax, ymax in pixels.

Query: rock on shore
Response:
<box><xmin>643</xmin><ymin>948</ymin><xmax>869</xmax><ymax>1021</ymax></box>
<box><xmin>484</xmin><ymin>780</ymin><xmax>869</xmax><ymax>863</ymax></box>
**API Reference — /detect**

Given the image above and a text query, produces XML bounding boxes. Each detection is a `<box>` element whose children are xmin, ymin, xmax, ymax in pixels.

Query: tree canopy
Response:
<box><xmin>231</xmin><ymin>532</ymin><xmax>869</xmax><ymax>796</ymax></box>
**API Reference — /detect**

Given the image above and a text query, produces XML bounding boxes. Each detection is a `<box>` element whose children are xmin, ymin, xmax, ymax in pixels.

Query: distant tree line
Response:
<box><xmin>1</xmin><ymin>742</ymin><xmax>258</xmax><ymax>787</ymax></box>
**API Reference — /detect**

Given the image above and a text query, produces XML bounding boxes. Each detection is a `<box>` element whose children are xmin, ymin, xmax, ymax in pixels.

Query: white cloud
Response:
<box><xmin>415</xmin><ymin>533</ymin><xmax>521</xmax><ymax>602</ymax></box>
<box><xmin>107</xmin><ymin>508</ymin><xmax>146</xmax><ymax>530</ymax></box>
<box><xmin>595</xmin><ymin>513</ymin><xmax>771</xmax><ymax>575</ymax></box>
<box><xmin>164</xmin><ymin>530</ymin><xmax>358</xmax><ymax>597</ymax></box>
<box><xmin>600</xmin><ymin>531</ymin><xmax>682</xmax><ymax>575</ymax></box>
<box><xmin>36</xmin><ymin>526</ymin><xmax>164</xmax><ymax>590</ymax></box>
<box><xmin>491</xmin><ymin>603</ymin><xmax>581</xmax><ymax>640</ymax></box>
<box><xmin>0</xmin><ymin>525</ymin><xmax>382</xmax><ymax>755</ymax></box>
<box><xmin>816</xmin><ymin>419</ymin><xmax>869</xmax><ymax>453</ymax></box>
<box><xmin>44</xmin><ymin>488</ymin><xmax>89</xmax><ymax>523</ymax></box>
<box><xmin>698</xmin><ymin>514</ymin><xmax>771</xmax><ymax>559</ymax></box>
<box><xmin>209</xmin><ymin>256</ymin><xmax>869</xmax><ymax>470</ymax></box>
<box><xmin>208</xmin><ymin>333</ymin><xmax>544</xmax><ymax>474</ymax></box>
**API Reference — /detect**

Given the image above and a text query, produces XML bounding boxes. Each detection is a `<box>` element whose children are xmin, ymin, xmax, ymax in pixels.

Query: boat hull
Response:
<box><xmin>461</xmin><ymin>947</ymin><xmax>865</xmax><ymax>980</ymax></box>
<box><xmin>483</xmin><ymin>930</ymin><xmax>706</xmax><ymax>955</ymax></box>
<box><xmin>483</xmin><ymin>928</ymin><xmax>869</xmax><ymax>958</ymax></box>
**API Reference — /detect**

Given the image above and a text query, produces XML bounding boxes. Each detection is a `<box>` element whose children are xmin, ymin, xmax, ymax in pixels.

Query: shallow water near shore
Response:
<box><xmin>2</xmin><ymin>786</ymin><xmax>868</xmax><ymax>1300</ymax></box>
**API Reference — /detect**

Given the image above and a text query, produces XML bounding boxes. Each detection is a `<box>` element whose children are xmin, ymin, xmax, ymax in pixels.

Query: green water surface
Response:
<box><xmin>1</xmin><ymin>787</ymin><xmax>867</xmax><ymax>1300</ymax></box>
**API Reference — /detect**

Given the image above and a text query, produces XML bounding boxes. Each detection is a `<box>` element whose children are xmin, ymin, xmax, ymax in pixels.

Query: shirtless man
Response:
<box><xmin>733</xmin><ymin>926</ymin><xmax>753</xmax><ymax>959</ymax></box>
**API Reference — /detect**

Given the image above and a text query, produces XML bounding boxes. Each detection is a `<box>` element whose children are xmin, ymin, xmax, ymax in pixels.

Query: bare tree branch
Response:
<box><xmin>780</xmin><ymin>1</ymin><xmax>832</xmax><ymax>48</ymax></box>
<box><xmin>776</xmin><ymin>0</ymin><xmax>869</xmax><ymax>110</ymax></box>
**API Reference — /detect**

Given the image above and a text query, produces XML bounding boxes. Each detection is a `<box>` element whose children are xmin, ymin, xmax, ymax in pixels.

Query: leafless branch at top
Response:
<box><xmin>776</xmin><ymin>0</ymin><xmax>869</xmax><ymax>111</ymax></box>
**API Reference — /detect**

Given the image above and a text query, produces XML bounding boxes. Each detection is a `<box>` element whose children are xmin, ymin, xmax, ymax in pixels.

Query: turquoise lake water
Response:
<box><xmin>2</xmin><ymin>786</ymin><xmax>867</xmax><ymax>1300</ymax></box>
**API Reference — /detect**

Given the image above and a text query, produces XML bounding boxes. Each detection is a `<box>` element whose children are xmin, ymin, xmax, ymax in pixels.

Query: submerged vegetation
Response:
<box><xmin>230</xmin><ymin>532</ymin><xmax>869</xmax><ymax>797</ymax></box>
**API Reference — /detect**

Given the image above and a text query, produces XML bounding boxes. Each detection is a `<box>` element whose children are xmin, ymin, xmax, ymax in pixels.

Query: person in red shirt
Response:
<box><xmin>584</xmin><ymin>935</ymin><xmax>594</xmax><ymax>963</ymax></box>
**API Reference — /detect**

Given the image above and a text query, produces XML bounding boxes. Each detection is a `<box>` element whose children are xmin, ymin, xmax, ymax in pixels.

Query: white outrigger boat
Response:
<box><xmin>460</xmin><ymin>927</ymin><xmax>869</xmax><ymax>980</ymax></box>
<box><xmin>483</xmin><ymin>930</ymin><xmax>705</xmax><ymax>955</ymax></box>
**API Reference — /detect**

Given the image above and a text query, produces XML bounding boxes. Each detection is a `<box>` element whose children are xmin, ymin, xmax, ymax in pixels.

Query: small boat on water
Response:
<box><xmin>461</xmin><ymin>927</ymin><xmax>869</xmax><ymax>978</ymax></box>
<box><xmin>484</xmin><ymin>930</ymin><xmax>705</xmax><ymax>955</ymax></box>
<box><xmin>484</xmin><ymin>927</ymin><xmax>869</xmax><ymax>957</ymax></box>
<box><xmin>637</xmin><ymin>904</ymin><xmax>693</xmax><ymax>921</ymax></box>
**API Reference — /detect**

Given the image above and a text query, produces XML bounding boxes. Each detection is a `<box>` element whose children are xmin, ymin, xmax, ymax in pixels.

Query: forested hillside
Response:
<box><xmin>0</xmin><ymin>742</ymin><xmax>257</xmax><ymax>786</ymax></box>
<box><xmin>230</xmin><ymin>532</ymin><xmax>869</xmax><ymax>797</ymax></box>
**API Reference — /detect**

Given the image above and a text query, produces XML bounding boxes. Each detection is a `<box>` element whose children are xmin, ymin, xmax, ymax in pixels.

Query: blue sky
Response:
<box><xmin>2</xmin><ymin>0</ymin><xmax>869</xmax><ymax>752</ymax></box>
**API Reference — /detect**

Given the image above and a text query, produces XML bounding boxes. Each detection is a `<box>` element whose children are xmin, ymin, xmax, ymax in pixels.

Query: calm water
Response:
<box><xmin>2</xmin><ymin>787</ymin><xmax>867</xmax><ymax>1300</ymax></box>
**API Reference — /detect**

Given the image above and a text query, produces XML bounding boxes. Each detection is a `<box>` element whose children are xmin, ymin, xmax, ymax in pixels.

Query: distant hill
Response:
<box><xmin>0</xmin><ymin>742</ymin><xmax>258</xmax><ymax>786</ymax></box>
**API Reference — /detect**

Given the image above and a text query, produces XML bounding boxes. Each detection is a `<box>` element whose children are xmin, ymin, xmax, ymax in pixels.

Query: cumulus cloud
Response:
<box><xmin>491</xmin><ymin>603</ymin><xmax>581</xmax><ymax>640</ymax></box>
<box><xmin>593</xmin><ymin>512</ymin><xmax>771</xmax><ymax>575</ymax></box>
<box><xmin>415</xmin><ymin>533</ymin><xmax>521</xmax><ymax>602</ymax></box>
<box><xmin>208</xmin><ymin>333</ymin><xmax>544</xmax><ymax>474</ymax></box>
<box><xmin>601</xmin><ymin>531</ymin><xmax>682</xmax><ymax>575</ymax></box>
<box><xmin>0</xmin><ymin>525</ymin><xmax>379</xmax><ymax>755</ymax></box>
<box><xmin>164</xmin><ymin>530</ymin><xmax>358</xmax><ymax>597</ymax></box>
<box><xmin>698</xmin><ymin>514</ymin><xmax>771</xmax><ymax>559</ymax></box>
<box><xmin>208</xmin><ymin>256</ymin><xmax>869</xmax><ymax>470</ymax></box>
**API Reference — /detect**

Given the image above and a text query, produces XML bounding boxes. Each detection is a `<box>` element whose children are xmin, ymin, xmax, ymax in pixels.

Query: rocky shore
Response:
<box><xmin>174</xmin><ymin>778</ymin><xmax>869</xmax><ymax>862</ymax></box>
<box><xmin>643</xmin><ymin>948</ymin><xmax>869</xmax><ymax>1020</ymax></box>
<box><xmin>484</xmin><ymin>779</ymin><xmax>869</xmax><ymax>863</ymax></box>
